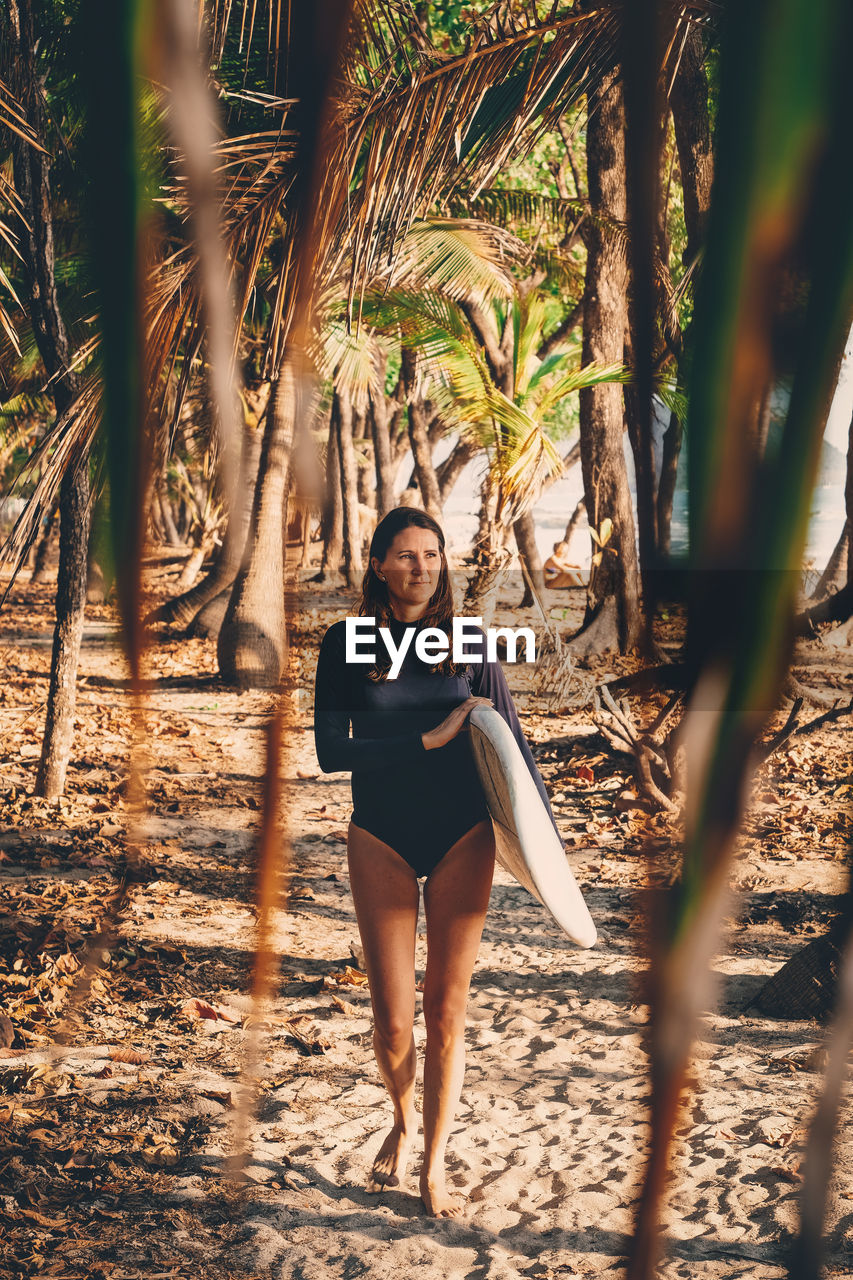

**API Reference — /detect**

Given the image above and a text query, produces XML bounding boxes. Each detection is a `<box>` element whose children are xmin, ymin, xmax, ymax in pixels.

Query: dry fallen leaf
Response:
<box><xmin>755</xmin><ymin>1116</ymin><xmax>798</xmax><ymax>1148</ymax></box>
<box><xmin>0</xmin><ymin>1104</ymin><xmax>35</xmax><ymax>1125</ymax></box>
<box><xmin>15</xmin><ymin>1208</ymin><xmax>67</xmax><ymax>1229</ymax></box>
<box><xmin>180</xmin><ymin>997</ymin><xmax>242</xmax><ymax>1024</ymax></box>
<box><xmin>108</xmin><ymin>1046</ymin><xmax>150</xmax><ymax>1065</ymax></box>
<box><xmin>284</xmin><ymin>1018</ymin><xmax>330</xmax><ymax>1055</ymax></box>
<box><xmin>324</xmin><ymin>966</ymin><xmax>369</xmax><ymax>988</ymax></box>
<box><xmin>0</xmin><ymin>1013</ymin><xmax>14</xmax><ymax>1048</ymax></box>
<box><xmin>139</xmin><ymin>1138</ymin><xmax>180</xmax><ymax>1167</ymax></box>
<box><xmin>198</xmin><ymin>1088</ymin><xmax>233</xmax><ymax>1107</ymax></box>
<box><xmin>330</xmin><ymin>995</ymin><xmax>358</xmax><ymax>1016</ymax></box>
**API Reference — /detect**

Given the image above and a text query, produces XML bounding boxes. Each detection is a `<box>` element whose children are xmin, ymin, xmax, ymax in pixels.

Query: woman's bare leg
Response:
<box><xmin>420</xmin><ymin>819</ymin><xmax>495</xmax><ymax>1218</ymax></box>
<box><xmin>347</xmin><ymin>822</ymin><xmax>420</xmax><ymax>1190</ymax></box>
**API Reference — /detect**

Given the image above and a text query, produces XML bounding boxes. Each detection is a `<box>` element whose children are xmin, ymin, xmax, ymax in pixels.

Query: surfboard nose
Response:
<box><xmin>574</xmin><ymin>919</ymin><xmax>598</xmax><ymax>949</ymax></box>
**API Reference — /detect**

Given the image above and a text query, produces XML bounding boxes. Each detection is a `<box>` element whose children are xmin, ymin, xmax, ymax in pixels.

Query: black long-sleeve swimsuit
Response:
<box><xmin>313</xmin><ymin>616</ymin><xmax>558</xmax><ymax>878</ymax></box>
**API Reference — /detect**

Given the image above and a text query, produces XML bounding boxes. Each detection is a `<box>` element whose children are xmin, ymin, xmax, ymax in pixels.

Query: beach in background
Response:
<box><xmin>440</xmin><ymin>418</ymin><xmax>849</xmax><ymax>575</ymax></box>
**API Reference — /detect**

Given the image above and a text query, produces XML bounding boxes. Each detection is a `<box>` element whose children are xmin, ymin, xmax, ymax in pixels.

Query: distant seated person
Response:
<box><xmin>543</xmin><ymin>541</ymin><xmax>586</xmax><ymax>589</ymax></box>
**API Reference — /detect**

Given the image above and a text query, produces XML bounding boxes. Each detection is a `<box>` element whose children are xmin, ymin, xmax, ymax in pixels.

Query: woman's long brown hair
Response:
<box><xmin>357</xmin><ymin>506</ymin><xmax>462</xmax><ymax>679</ymax></box>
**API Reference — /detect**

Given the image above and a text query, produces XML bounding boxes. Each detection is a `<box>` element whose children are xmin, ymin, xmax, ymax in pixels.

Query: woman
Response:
<box><xmin>313</xmin><ymin>506</ymin><xmax>557</xmax><ymax>1218</ymax></box>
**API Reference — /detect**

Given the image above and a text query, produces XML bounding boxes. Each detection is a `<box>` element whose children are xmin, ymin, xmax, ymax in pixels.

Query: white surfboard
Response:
<box><xmin>468</xmin><ymin>705</ymin><xmax>597</xmax><ymax>948</ymax></box>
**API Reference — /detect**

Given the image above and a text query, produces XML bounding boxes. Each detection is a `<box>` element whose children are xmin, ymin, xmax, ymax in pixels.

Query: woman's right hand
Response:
<box><xmin>421</xmin><ymin>696</ymin><xmax>492</xmax><ymax>751</ymax></box>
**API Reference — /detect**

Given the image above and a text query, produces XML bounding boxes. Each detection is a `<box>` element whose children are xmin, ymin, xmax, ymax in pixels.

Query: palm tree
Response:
<box><xmin>574</xmin><ymin>65</ymin><xmax>642</xmax><ymax>654</ymax></box>
<box><xmin>353</xmin><ymin>274</ymin><xmax>637</xmax><ymax>616</ymax></box>
<box><xmin>153</xmin><ymin>1</ymin><xmax>682</xmax><ymax>683</ymax></box>
<box><xmin>0</xmin><ymin>0</ymin><xmax>93</xmax><ymax>800</ymax></box>
<box><xmin>3</xmin><ymin>3</ymin><xmax>711</xmax><ymax>688</ymax></box>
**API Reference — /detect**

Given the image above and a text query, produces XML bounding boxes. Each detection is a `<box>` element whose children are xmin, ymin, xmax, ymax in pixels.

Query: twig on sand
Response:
<box><xmin>759</xmin><ymin>696</ymin><xmax>853</xmax><ymax>764</ymax></box>
<box><xmin>593</xmin><ymin>683</ymin><xmax>683</xmax><ymax>814</ymax></box>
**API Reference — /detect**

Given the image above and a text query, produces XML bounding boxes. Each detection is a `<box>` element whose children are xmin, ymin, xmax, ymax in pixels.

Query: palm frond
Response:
<box><xmin>0</xmin><ymin>270</ymin><xmax>22</xmax><ymax>357</ymax></box>
<box><xmin>655</xmin><ymin>376</ymin><xmax>687</xmax><ymax>424</ymax></box>
<box><xmin>318</xmin><ymin>212</ymin><xmax>523</xmax><ymax>405</ymax></box>
<box><xmin>340</xmin><ymin>4</ymin><xmax>625</xmax><ymax>319</ymax></box>
<box><xmin>145</xmin><ymin>1</ymin><xmax>704</xmax><ymax>436</ymax></box>
<box><xmin>530</xmin><ymin>244</ymin><xmax>586</xmax><ymax>296</ymax></box>
<box><xmin>317</xmin><ymin>319</ymin><xmax>388</xmax><ymax>411</ymax></box>
<box><xmin>364</xmin><ymin>288</ymin><xmax>483</xmax><ymax>363</ymax></box>
<box><xmin>440</xmin><ymin>375</ymin><xmax>564</xmax><ymax>522</ymax></box>
<box><xmin>406</xmin><ymin>306</ymin><xmax>564</xmax><ymax>521</ymax></box>
<box><xmin>0</xmin><ymin>372</ymin><xmax>101</xmax><ymax>593</ymax></box>
<box><xmin>534</xmin><ymin>359</ymin><xmax>629</xmax><ymax>418</ymax></box>
<box><xmin>0</xmin><ymin>100</ymin><xmax>32</xmax><ymax>358</ymax></box>
<box><xmin>512</xmin><ymin>292</ymin><xmax>549</xmax><ymax>398</ymax></box>
<box><xmin>451</xmin><ymin>185</ymin><xmax>625</xmax><ymax>247</ymax></box>
<box><xmin>499</xmin><ymin>417</ymin><xmax>564</xmax><ymax>518</ymax></box>
<box><xmin>0</xmin><ymin>73</ymin><xmax>43</xmax><ymax>149</ymax></box>
<box><xmin>524</xmin><ymin>345</ymin><xmax>580</xmax><ymax>394</ymax></box>
<box><xmin>378</xmin><ymin>218</ymin><xmax>523</xmax><ymax>305</ymax></box>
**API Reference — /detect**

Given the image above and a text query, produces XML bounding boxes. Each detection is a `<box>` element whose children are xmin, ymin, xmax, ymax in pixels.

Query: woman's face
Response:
<box><xmin>372</xmin><ymin>526</ymin><xmax>442</xmax><ymax>618</ymax></box>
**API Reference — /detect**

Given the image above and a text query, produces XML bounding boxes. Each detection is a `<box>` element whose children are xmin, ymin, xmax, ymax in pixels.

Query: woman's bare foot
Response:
<box><xmin>419</xmin><ymin>1169</ymin><xmax>465</xmax><ymax>1218</ymax></box>
<box><xmin>366</xmin><ymin>1123</ymin><xmax>414</xmax><ymax>1192</ymax></box>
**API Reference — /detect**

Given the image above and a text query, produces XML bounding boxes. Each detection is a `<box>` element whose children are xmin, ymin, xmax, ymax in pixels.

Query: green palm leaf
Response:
<box><xmin>534</xmin><ymin>359</ymin><xmax>629</xmax><ymax>419</ymax></box>
<box><xmin>377</xmin><ymin>218</ymin><xmax>522</xmax><ymax>306</ymax></box>
<box><xmin>452</xmin><ymin>185</ymin><xmax>627</xmax><ymax>249</ymax></box>
<box><xmin>318</xmin><ymin>319</ymin><xmax>389</xmax><ymax>410</ymax></box>
<box><xmin>524</xmin><ymin>346</ymin><xmax>579</xmax><ymax>394</ymax></box>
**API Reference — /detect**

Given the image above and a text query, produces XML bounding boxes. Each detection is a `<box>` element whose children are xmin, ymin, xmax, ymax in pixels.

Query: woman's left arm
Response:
<box><xmin>470</xmin><ymin>649</ymin><xmax>561</xmax><ymax>838</ymax></box>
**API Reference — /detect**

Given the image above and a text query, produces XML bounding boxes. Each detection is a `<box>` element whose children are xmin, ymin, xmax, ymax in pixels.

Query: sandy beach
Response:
<box><xmin>1</xmin><ymin>571</ymin><xmax>851</xmax><ymax>1279</ymax></box>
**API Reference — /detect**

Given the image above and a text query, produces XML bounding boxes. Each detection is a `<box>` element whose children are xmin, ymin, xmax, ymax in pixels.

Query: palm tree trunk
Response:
<box><xmin>401</xmin><ymin>347</ymin><xmax>442</xmax><ymax>520</ymax></box>
<box><xmin>669</xmin><ymin>29</ymin><xmax>714</xmax><ymax>271</ymax></box>
<box><xmin>513</xmin><ymin>510</ymin><xmax>545</xmax><ymax>607</ymax></box>
<box><xmin>563</xmin><ymin>496</ymin><xmax>586</xmax><ymax>543</ymax></box>
<box><xmin>149</xmin><ymin>488</ymin><xmax>167</xmax><ymax>543</ymax></box>
<box><xmin>473</xmin><ymin>470</ymin><xmax>494</xmax><ymax>566</ymax></box>
<box><xmin>335</xmin><ymin>390</ymin><xmax>363</xmax><ymax>588</ymax></box>
<box><xmin>36</xmin><ymin>467</ymin><xmax>91</xmax><ymax>797</ymax></box>
<box><xmin>795</xmin><ymin>406</ymin><xmax>853</xmax><ymax>634</ymax></box>
<box><xmin>810</xmin><ymin>518</ymin><xmax>849</xmax><ymax>601</ymax></box>
<box><xmin>315</xmin><ymin>412</ymin><xmax>343</xmax><ymax>581</ymax></box>
<box><xmin>573</xmin><ymin>70</ymin><xmax>642</xmax><ymax>655</ymax></box>
<box><xmin>151</xmin><ymin>420</ymin><xmax>261</xmax><ymax>627</ymax></box>
<box><xmin>5</xmin><ymin>0</ymin><xmax>89</xmax><ymax>799</ymax></box>
<box><xmin>353</xmin><ymin>405</ymin><xmax>372</xmax><ymax>505</ymax></box>
<box><xmin>157</xmin><ymin>477</ymin><xmax>183</xmax><ymax>546</ymax></box>
<box><xmin>217</xmin><ymin>360</ymin><xmax>296</xmax><ymax>687</ymax></box>
<box><xmin>623</xmin><ymin>330</ymin><xmax>659</xmax><ymax>581</ymax></box>
<box><xmin>30</xmin><ymin>495</ymin><xmax>59</xmax><ymax>585</ymax></box>
<box><xmin>437</xmin><ymin>438</ymin><xmax>476</xmax><ymax>505</ymax></box>
<box><xmin>389</xmin><ymin>384</ymin><xmax>410</xmax><ymax>470</ymax></box>
<box><xmin>656</xmin><ymin>408</ymin><xmax>681</xmax><ymax>557</ymax></box>
<box><xmin>464</xmin><ymin>471</ymin><xmax>512</xmax><ymax>622</ymax></box>
<box><xmin>656</xmin><ymin>29</ymin><xmax>714</xmax><ymax>557</ymax></box>
<box><xmin>369</xmin><ymin>383</ymin><xmax>396</xmax><ymax>518</ymax></box>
